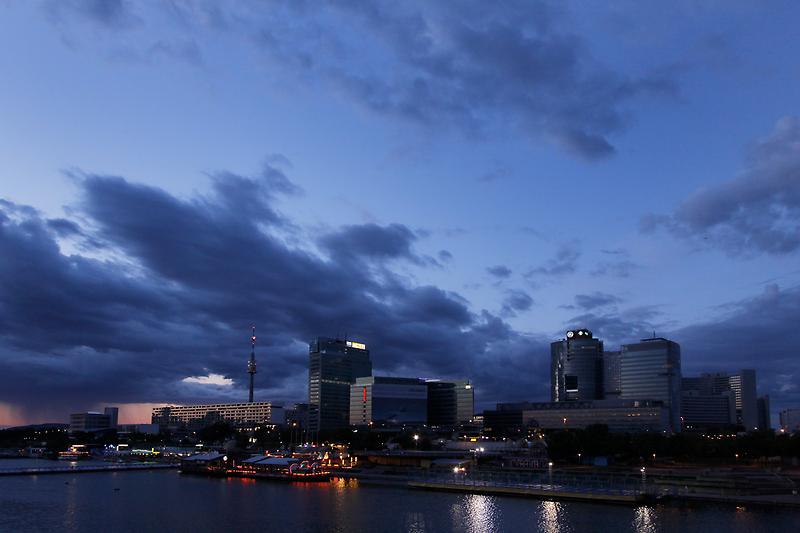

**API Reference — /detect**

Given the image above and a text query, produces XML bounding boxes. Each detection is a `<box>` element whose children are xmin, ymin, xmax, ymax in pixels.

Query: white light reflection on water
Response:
<box><xmin>537</xmin><ymin>500</ymin><xmax>571</xmax><ymax>533</ymax></box>
<box><xmin>62</xmin><ymin>475</ymin><xmax>78</xmax><ymax>531</ymax></box>
<box><xmin>451</xmin><ymin>494</ymin><xmax>500</xmax><ymax>532</ymax></box>
<box><xmin>633</xmin><ymin>505</ymin><xmax>657</xmax><ymax>533</ymax></box>
<box><xmin>405</xmin><ymin>511</ymin><xmax>427</xmax><ymax>533</ymax></box>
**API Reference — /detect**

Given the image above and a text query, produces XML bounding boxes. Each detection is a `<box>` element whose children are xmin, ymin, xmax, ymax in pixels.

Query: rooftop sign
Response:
<box><xmin>346</xmin><ymin>341</ymin><xmax>366</xmax><ymax>350</ymax></box>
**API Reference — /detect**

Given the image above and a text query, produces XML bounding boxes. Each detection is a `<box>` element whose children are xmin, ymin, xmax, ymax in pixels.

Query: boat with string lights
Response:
<box><xmin>180</xmin><ymin>452</ymin><xmax>331</xmax><ymax>482</ymax></box>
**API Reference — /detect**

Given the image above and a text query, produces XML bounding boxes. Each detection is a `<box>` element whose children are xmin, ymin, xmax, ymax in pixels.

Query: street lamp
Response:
<box><xmin>413</xmin><ymin>434</ymin><xmax>419</xmax><ymax>450</ymax></box>
<box><xmin>577</xmin><ymin>453</ymin><xmax>581</xmax><ymax>464</ymax></box>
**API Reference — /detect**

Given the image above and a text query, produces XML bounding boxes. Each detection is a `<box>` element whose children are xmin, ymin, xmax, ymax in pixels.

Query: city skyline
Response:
<box><xmin>1</xmin><ymin>2</ymin><xmax>799</xmax><ymax>426</ymax></box>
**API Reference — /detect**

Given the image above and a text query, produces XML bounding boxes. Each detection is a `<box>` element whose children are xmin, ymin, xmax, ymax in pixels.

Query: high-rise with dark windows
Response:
<box><xmin>551</xmin><ymin>329</ymin><xmax>604</xmax><ymax>402</ymax></box>
<box><xmin>308</xmin><ymin>337</ymin><xmax>372</xmax><ymax>435</ymax></box>
<box><xmin>682</xmin><ymin>370</ymin><xmax>759</xmax><ymax>431</ymax></box>
<box><xmin>426</xmin><ymin>379</ymin><xmax>475</xmax><ymax>426</ymax></box>
<box><xmin>757</xmin><ymin>395</ymin><xmax>771</xmax><ymax>431</ymax></box>
<box><xmin>350</xmin><ymin>376</ymin><xmax>428</xmax><ymax>427</ymax></box>
<box><xmin>603</xmin><ymin>350</ymin><xmax>622</xmax><ymax>399</ymax></box>
<box><xmin>620</xmin><ymin>337</ymin><xmax>682</xmax><ymax>433</ymax></box>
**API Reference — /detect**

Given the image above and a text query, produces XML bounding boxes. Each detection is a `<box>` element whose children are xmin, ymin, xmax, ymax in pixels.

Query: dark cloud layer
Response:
<box><xmin>1</xmin><ymin>164</ymin><xmax>798</xmax><ymax>421</ymax></box>
<box><xmin>46</xmin><ymin>0</ymin><xmax>140</xmax><ymax>29</ymax></box>
<box><xmin>572</xmin><ymin>292</ymin><xmax>622</xmax><ymax>310</ymax></box>
<box><xmin>526</xmin><ymin>245</ymin><xmax>580</xmax><ymax>277</ymax></box>
<box><xmin>0</xmin><ymin>168</ymin><xmax>550</xmax><ymax>420</ymax></box>
<box><xmin>320</xmin><ymin>223</ymin><xmax>420</xmax><ymax>263</ymax></box>
<box><xmin>487</xmin><ymin>265</ymin><xmax>512</xmax><ymax>279</ymax></box>
<box><xmin>672</xmin><ymin>284</ymin><xmax>800</xmax><ymax>408</ymax></box>
<box><xmin>560</xmin><ymin>285</ymin><xmax>800</xmax><ymax>415</ymax></box>
<box><xmin>643</xmin><ymin>116</ymin><xmax>800</xmax><ymax>256</ymax></box>
<box><xmin>45</xmin><ymin>0</ymin><xmax>678</xmax><ymax>160</ymax></box>
<box><xmin>501</xmin><ymin>289</ymin><xmax>534</xmax><ymax>317</ymax></box>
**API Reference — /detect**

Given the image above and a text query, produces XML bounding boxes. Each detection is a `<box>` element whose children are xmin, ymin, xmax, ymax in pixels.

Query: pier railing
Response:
<box><xmin>411</xmin><ymin>468</ymin><xmax>798</xmax><ymax>501</ymax></box>
<box><xmin>412</xmin><ymin>469</ymin><xmax>647</xmax><ymax>497</ymax></box>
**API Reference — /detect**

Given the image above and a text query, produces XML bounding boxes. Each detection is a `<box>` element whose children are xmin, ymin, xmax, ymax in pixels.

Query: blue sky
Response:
<box><xmin>0</xmin><ymin>1</ymin><xmax>798</xmax><ymax>425</ymax></box>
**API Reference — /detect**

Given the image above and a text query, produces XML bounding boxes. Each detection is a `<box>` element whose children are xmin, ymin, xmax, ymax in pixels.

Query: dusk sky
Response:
<box><xmin>1</xmin><ymin>1</ymin><xmax>799</xmax><ymax>426</ymax></box>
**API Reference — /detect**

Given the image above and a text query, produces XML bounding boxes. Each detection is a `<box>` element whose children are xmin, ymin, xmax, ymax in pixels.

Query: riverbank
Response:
<box><xmin>0</xmin><ymin>461</ymin><xmax>177</xmax><ymax>476</ymax></box>
<box><xmin>336</xmin><ymin>466</ymin><xmax>800</xmax><ymax>508</ymax></box>
<box><xmin>3</xmin><ymin>468</ymin><xmax>797</xmax><ymax>532</ymax></box>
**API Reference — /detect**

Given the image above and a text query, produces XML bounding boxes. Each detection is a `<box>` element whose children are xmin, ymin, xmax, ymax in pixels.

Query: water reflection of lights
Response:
<box><xmin>63</xmin><ymin>477</ymin><xmax>78</xmax><ymax>531</ymax></box>
<box><xmin>538</xmin><ymin>500</ymin><xmax>568</xmax><ymax>533</ymax></box>
<box><xmin>633</xmin><ymin>506</ymin><xmax>656</xmax><ymax>533</ymax></box>
<box><xmin>332</xmin><ymin>476</ymin><xmax>359</xmax><ymax>492</ymax></box>
<box><xmin>405</xmin><ymin>512</ymin><xmax>427</xmax><ymax>533</ymax></box>
<box><xmin>452</xmin><ymin>494</ymin><xmax>498</xmax><ymax>533</ymax></box>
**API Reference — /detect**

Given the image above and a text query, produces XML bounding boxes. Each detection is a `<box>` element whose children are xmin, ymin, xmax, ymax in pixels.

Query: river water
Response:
<box><xmin>0</xmin><ymin>464</ymin><xmax>796</xmax><ymax>532</ymax></box>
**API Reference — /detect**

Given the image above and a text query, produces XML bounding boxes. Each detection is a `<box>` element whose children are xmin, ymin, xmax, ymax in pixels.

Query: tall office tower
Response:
<box><xmin>454</xmin><ymin>380</ymin><xmax>475</xmax><ymax>423</ymax></box>
<box><xmin>350</xmin><ymin>376</ymin><xmax>428</xmax><ymax>426</ymax></box>
<box><xmin>425</xmin><ymin>379</ymin><xmax>474</xmax><ymax>426</ymax></box>
<box><xmin>426</xmin><ymin>381</ymin><xmax>457</xmax><ymax>426</ymax></box>
<box><xmin>551</xmin><ymin>329</ymin><xmax>603</xmax><ymax>402</ymax></box>
<box><xmin>104</xmin><ymin>407</ymin><xmax>119</xmax><ymax>428</ymax></box>
<box><xmin>728</xmin><ymin>370</ymin><xmax>758</xmax><ymax>431</ymax></box>
<box><xmin>603</xmin><ymin>350</ymin><xmax>622</xmax><ymax>399</ymax></box>
<box><xmin>308</xmin><ymin>337</ymin><xmax>372</xmax><ymax>435</ymax></box>
<box><xmin>620</xmin><ymin>337</ymin><xmax>682</xmax><ymax>433</ymax></box>
<box><xmin>684</xmin><ymin>370</ymin><xmax>759</xmax><ymax>431</ymax></box>
<box><xmin>757</xmin><ymin>395</ymin><xmax>771</xmax><ymax>431</ymax></box>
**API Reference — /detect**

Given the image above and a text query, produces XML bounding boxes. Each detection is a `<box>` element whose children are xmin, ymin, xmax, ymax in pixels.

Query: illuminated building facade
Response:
<box><xmin>151</xmin><ymin>402</ymin><xmax>284</xmax><ymax>430</ymax></box>
<box><xmin>308</xmin><ymin>337</ymin><xmax>372</xmax><ymax>434</ymax></box>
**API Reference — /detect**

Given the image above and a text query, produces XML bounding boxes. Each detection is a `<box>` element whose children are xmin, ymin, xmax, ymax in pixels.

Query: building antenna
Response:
<box><xmin>248</xmin><ymin>325</ymin><xmax>257</xmax><ymax>403</ymax></box>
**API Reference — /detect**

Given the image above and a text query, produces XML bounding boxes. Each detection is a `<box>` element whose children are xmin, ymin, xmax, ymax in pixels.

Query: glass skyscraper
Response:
<box><xmin>350</xmin><ymin>376</ymin><xmax>428</xmax><ymax>426</ymax></box>
<box><xmin>551</xmin><ymin>329</ymin><xmax>604</xmax><ymax>402</ymax></box>
<box><xmin>308</xmin><ymin>337</ymin><xmax>372</xmax><ymax>435</ymax></box>
<box><xmin>620</xmin><ymin>337</ymin><xmax>681</xmax><ymax>433</ymax></box>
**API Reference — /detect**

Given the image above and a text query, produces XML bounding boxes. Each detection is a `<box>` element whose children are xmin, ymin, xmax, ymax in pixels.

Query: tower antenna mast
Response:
<box><xmin>248</xmin><ymin>325</ymin><xmax>257</xmax><ymax>403</ymax></box>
